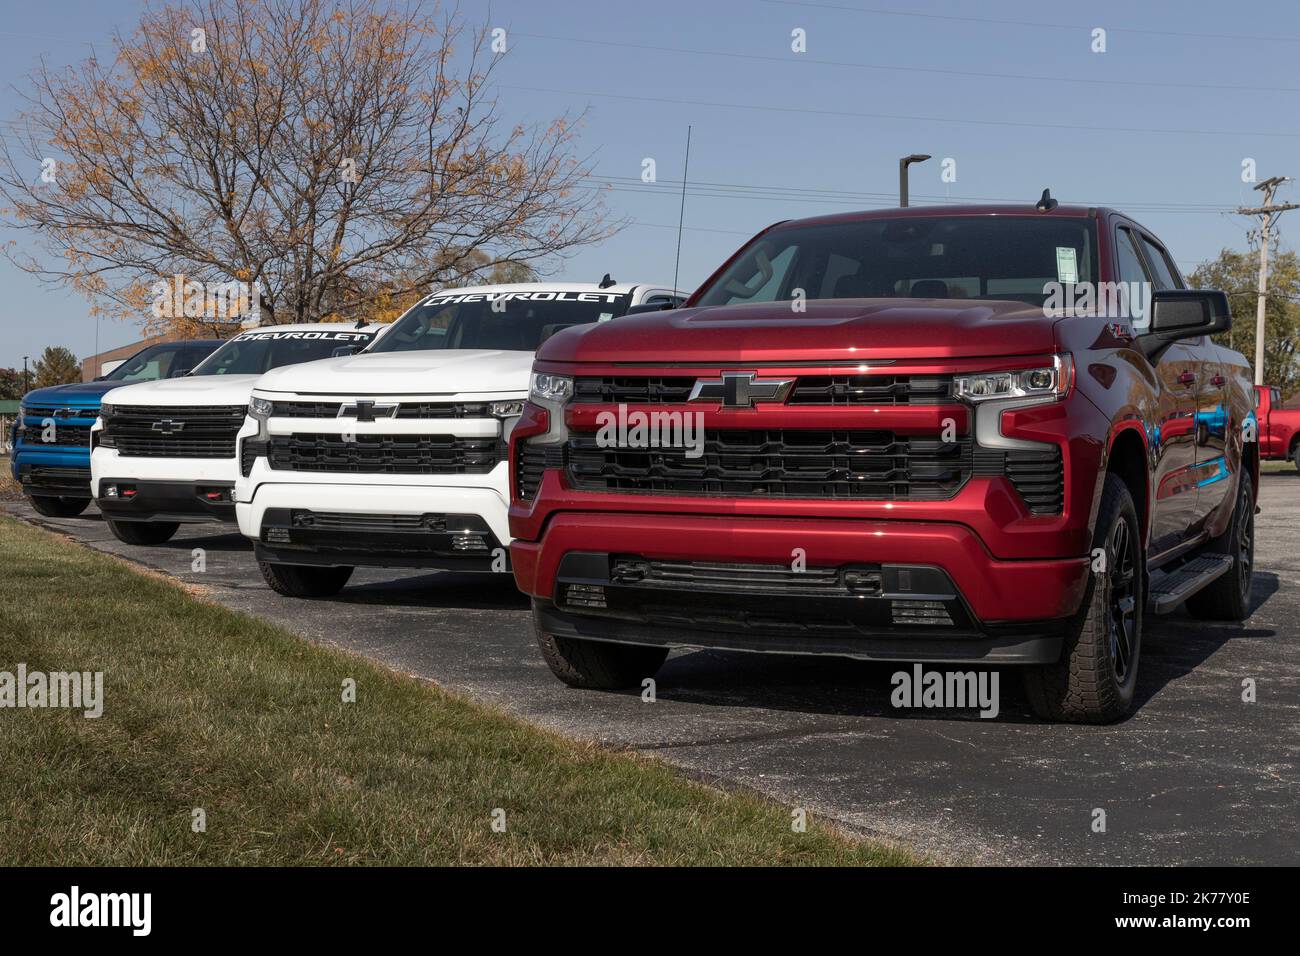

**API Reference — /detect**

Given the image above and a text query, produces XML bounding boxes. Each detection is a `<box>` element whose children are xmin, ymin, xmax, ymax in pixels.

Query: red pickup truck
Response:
<box><xmin>509</xmin><ymin>203</ymin><xmax>1257</xmax><ymax>723</ymax></box>
<box><xmin>1255</xmin><ymin>384</ymin><xmax>1300</xmax><ymax>470</ymax></box>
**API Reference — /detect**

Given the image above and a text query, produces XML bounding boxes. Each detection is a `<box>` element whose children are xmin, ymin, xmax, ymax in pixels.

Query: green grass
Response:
<box><xmin>1260</xmin><ymin>458</ymin><xmax>1294</xmax><ymax>474</ymax></box>
<box><xmin>0</xmin><ymin>515</ymin><xmax>918</xmax><ymax>866</ymax></box>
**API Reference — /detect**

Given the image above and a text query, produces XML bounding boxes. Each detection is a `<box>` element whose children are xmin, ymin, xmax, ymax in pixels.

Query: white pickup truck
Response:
<box><xmin>236</xmin><ymin>280</ymin><xmax>681</xmax><ymax>596</ymax></box>
<box><xmin>91</xmin><ymin>322</ymin><xmax>384</xmax><ymax>545</ymax></box>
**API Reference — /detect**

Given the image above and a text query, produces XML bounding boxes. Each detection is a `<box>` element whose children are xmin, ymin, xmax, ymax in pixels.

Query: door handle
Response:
<box><xmin>1178</xmin><ymin>371</ymin><xmax>1197</xmax><ymax>386</ymax></box>
<box><xmin>1211</xmin><ymin>374</ymin><xmax>1226</xmax><ymax>387</ymax></box>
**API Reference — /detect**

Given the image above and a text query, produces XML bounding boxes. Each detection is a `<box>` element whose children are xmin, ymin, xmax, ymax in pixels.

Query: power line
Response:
<box><xmin>759</xmin><ymin>0</ymin><xmax>1300</xmax><ymax>45</ymax></box>
<box><xmin>505</xmin><ymin>84</ymin><xmax>1300</xmax><ymax>140</ymax></box>
<box><xmin>513</xmin><ymin>31</ymin><xmax>1300</xmax><ymax>95</ymax></box>
<box><xmin>590</xmin><ymin>172</ymin><xmax>1236</xmax><ymax>212</ymax></box>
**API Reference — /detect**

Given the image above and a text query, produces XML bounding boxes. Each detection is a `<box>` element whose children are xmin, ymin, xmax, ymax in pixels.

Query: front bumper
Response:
<box><xmin>511</xmin><ymin>513</ymin><xmax>1090</xmax><ymax>664</ymax></box>
<box><xmin>15</xmin><ymin>461</ymin><xmax>91</xmax><ymax>498</ymax></box>
<box><xmin>13</xmin><ymin>442</ymin><xmax>91</xmax><ymax>496</ymax></box>
<box><xmin>95</xmin><ymin>479</ymin><xmax>236</xmax><ymax>523</ymax></box>
<box><xmin>237</xmin><ymin>480</ymin><xmax>511</xmax><ymax>571</ymax></box>
<box><xmin>534</xmin><ymin>602</ymin><xmax>1066</xmax><ymax>664</ymax></box>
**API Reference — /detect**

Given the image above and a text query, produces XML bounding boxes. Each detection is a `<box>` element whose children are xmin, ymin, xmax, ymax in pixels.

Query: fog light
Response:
<box><xmin>565</xmin><ymin>583</ymin><xmax>606</xmax><ymax>609</ymax></box>
<box><xmin>891</xmin><ymin>599</ymin><xmax>953</xmax><ymax>626</ymax></box>
<box><xmin>452</xmin><ymin>533</ymin><xmax>488</xmax><ymax>552</ymax></box>
<box><xmin>265</xmin><ymin>527</ymin><xmax>291</xmax><ymax>544</ymax></box>
<box><xmin>104</xmin><ymin>484</ymin><xmax>118</xmax><ymax>497</ymax></box>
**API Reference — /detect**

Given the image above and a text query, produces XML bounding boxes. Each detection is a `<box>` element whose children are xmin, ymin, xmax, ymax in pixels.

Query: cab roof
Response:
<box><xmin>774</xmin><ymin>203</ymin><xmax>1105</xmax><ymax>230</ymax></box>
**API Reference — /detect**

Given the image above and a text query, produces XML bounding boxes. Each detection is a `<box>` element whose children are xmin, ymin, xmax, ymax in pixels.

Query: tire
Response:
<box><xmin>258</xmin><ymin>561</ymin><xmax>353</xmax><ymax>598</ymax></box>
<box><xmin>28</xmin><ymin>495</ymin><xmax>91</xmax><ymax>518</ymax></box>
<box><xmin>1291</xmin><ymin>443</ymin><xmax>1300</xmax><ymax>474</ymax></box>
<box><xmin>1186</xmin><ymin>473</ymin><xmax>1255</xmax><ymax>622</ymax></box>
<box><xmin>106</xmin><ymin>519</ymin><xmax>179</xmax><ymax>545</ymax></box>
<box><xmin>1023</xmin><ymin>473</ymin><xmax>1144</xmax><ymax>724</ymax></box>
<box><xmin>532</xmin><ymin>602</ymin><xmax>669</xmax><ymax>689</ymax></box>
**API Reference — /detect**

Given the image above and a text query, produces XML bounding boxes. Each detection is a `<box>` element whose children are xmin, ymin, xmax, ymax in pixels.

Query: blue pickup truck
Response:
<box><xmin>11</xmin><ymin>339</ymin><xmax>222</xmax><ymax>517</ymax></box>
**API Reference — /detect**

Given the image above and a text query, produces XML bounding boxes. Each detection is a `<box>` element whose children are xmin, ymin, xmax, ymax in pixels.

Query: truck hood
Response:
<box><xmin>100</xmin><ymin>374</ymin><xmax>261</xmax><ymax>407</ymax></box>
<box><xmin>21</xmin><ymin>380</ymin><xmax>121</xmax><ymax>407</ymax></box>
<box><xmin>538</xmin><ymin>299</ymin><xmax>1061</xmax><ymax>364</ymax></box>
<box><xmin>252</xmin><ymin>350</ymin><xmax>535</xmax><ymax>396</ymax></box>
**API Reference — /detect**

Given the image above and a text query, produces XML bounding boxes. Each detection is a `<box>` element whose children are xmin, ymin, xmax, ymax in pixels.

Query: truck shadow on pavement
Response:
<box><xmin>636</xmin><ymin>571</ymin><xmax>1283</xmax><ymax>724</ymax></box>
<box><xmin>331</xmin><ymin>572</ymin><xmax>531</xmax><ymax>612</ymax></box>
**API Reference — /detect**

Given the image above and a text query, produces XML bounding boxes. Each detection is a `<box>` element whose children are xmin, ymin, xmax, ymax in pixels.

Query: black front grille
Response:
<box><xmin>20</xmin><ymin>425</ymin><xmax>91</xmax><ymax>447</ymax></box>
<box><xmin>1005</xmin><ymin>447</ymin><xmax>1065</xmax><ymax>515</ymax></box>
<box><xmin>611</xmin><ymin>557</ymin><xmax>881</xmax><ymax>596</ymax></box>
<box><xmin>570</xmin><ymin>375</ymin><xmax>952</xmax><ymax>405</ymax></box>
<box><xmin>787</xmin><ymin>375</ymin><xmax>951</xmax><ymax>405</ymax></box>
<box><xmin>289</xmin><ymin>511</ymin><xmax>442</xmax><ymax>532</ymax></box>
<box><xmin>515</xmin><ymin>443</ymin><xmax>565</xmax><ymax>500</ymax></box>
<box><xmin>267</xmin><ymin>433</ymin><xmax>500</xmax><ymax>474</ymax></box>
<box><xmin>21</xmin><ymin>465</ymin><xmax>90</xmax><ymax>494</ymax></box>
<box><xmin>102</xmin><ymin>405</ymin><xmax>245</xmax><ymax>458</ymax></box>
<box><xmin>270</xmin><ymin>400</ymin><xmax>492</xmax><ymax>419</ymax></box>
<box><xmin>572</xmin><ymin>377</ymin><xmax>696</xmax><ymax>404</ymax></box>
<box><xmin>566</xmin><ymin>429</ymin><xmax>970</xmax><ymax>500</ymax></box>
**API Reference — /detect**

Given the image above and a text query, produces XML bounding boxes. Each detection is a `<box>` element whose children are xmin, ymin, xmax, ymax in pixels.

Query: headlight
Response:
<box><xmin>98</xmin><ymin>402</ymin><xmax>115</xmax><ymax>418</ymax></box>
<box><xmin>16</xmin><ymin>404</ymin><xmax>27</xmax><ymax>431</ymax></box>
<box><xmin>529</xmin><ymin>373</ymin><xmax>573</xmax><ymax>405</ymax></box>
<box><xmin>248</xmin><ymin>396</ymin><xmax>274</xmax><ymax>420</ymax></box>
<box><xmin>490</xmin><ymin>400</ymin><xmax>526</xmax><ymax>418</ymax></box>
<box><xmin>954</xmin><ymin>355</ymin><xmax>1073</xmax><ymax>404</ymax></box>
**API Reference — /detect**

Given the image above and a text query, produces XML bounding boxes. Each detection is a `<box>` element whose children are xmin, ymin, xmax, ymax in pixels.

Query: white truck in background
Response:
<box><xmin>236</xmin><ymin>280</ymin><xmax>682</xmax><ymax>596</ymax></box>
<box><xmin>91</xmin><ymin>322</ymin><xmax>385</xmax><ymax>545</ymax></box>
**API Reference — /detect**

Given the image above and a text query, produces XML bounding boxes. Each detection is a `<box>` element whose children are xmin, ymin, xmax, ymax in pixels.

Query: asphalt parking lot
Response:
<box><xmin>5</xmin><ymin>475</ymin><xmax>1298</xmax><ymax>865</ymax></box>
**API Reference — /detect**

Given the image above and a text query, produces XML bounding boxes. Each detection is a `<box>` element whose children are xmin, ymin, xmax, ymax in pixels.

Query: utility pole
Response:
<box><xmin>22</xmin><ymin>355</ymin><xmax>30</xmax><ymax>394</ymax></box>
<box><xmin>1237</xmin><ymin>176</ymin><xmax>1300</xmax><ymax>386</ymax></box>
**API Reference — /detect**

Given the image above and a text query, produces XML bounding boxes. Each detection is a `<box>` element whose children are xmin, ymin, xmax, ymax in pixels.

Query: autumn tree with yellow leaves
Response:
<box><xmin>0</xmin><ymin>0</ymin><xmax>609</xmax><ymax>334</ymax></box>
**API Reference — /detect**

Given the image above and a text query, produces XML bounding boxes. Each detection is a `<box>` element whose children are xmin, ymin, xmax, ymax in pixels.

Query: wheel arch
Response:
<box><xmin>1104</xmin><ymin>424</ymin><xmax>1150</xmax><ymax>547</ymax></box>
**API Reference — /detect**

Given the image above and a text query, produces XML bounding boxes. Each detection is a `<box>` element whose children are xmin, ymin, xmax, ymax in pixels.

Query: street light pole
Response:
<box><xmin>899</xmin><ymin>154</ymin><xmax>931</xmax><ymax>208</ymax></box>
<box><xmin>22</xmin><ymin>355</ymin><xmax>30</xmax><ymax>394</ymax></box>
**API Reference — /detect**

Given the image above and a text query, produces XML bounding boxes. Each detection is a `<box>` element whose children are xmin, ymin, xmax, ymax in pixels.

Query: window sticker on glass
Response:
<box><xmin>597</xmin><ymin>312</ymin><xmax>615</xmax><ymax>322</ymax></box>
<box><xmin>1056</xmin><ymin>247</ymin><xmax>1079</xmax><ymax>284</ymax></box>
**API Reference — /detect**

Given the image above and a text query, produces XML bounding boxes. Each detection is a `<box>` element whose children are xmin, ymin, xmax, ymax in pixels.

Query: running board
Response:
<box><xmin>1148</xmin><ymin>554</ymin><xmax>1233</xmax><ymax>615</ymax></box>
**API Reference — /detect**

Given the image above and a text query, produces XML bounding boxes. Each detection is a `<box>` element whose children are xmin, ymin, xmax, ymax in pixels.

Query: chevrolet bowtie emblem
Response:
<box><xmin>688</xmin><ymin>372</ymin><xmax>794</xmax><ymax>408</ymax></box>
<box><xmin>151</xmin><ymin>419</ymin><xmax>185</xmax><ymax>435</ymax></box>
<box><xmin>337</xmin><ymin>400</ymin><xmax>398</xmax><ymax>422</ymax></box>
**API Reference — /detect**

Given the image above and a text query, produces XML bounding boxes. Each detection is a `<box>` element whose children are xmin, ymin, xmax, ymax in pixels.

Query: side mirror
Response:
<box><xmin>1140</xmin><ymin>289</ymin><xmax>1231</xmax><ymax>361</ymax></box>
<box><xmin>1148</xmin><ymin>289</ymin><xmax>1231</xmax><ymax>336</ymax></box>
<box><xmin>625</xmin><ymin>301</ymin><xmax>677</xmax><ymax>316</ymax></box>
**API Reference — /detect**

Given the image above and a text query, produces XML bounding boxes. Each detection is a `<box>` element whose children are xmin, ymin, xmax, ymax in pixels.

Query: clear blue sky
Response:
<box><xmin>2</xmin><ymin>0</ymin><xmax>1298</xmax><ymax>370</ymax></box>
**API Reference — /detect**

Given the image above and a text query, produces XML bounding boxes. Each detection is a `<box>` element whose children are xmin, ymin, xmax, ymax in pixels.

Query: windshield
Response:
<box><xmin>694</xmin><ymin>215</ymin><xmax>1097</xmax><ymax>308</ymax></box>
<box><xmin>191</xmin><ymin>327</ymin><xmax>378</xmax><ymax>376</ymax></box>
<box><xmin>105</xmin><ymin>343</ymin><xmax>218</xmax><ymax>382</ymax></box>
<box><xmin>370</xmin><ymin>290</ymin><xmax>633</xmax><ymax>353</ymax></box>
